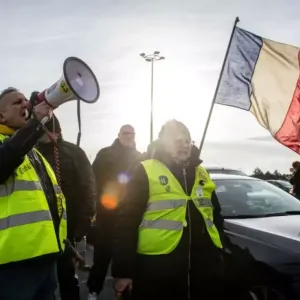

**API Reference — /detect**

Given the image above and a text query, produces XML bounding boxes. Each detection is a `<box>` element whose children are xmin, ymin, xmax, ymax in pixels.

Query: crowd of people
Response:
<box><xmin>0</xmin><ymin>87</ymin><xmax>231</xmax><ymax>300</ymax></box>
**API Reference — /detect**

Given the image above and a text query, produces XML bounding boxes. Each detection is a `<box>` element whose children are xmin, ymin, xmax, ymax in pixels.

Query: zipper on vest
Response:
<box><xmin>182</xmin><ymin>167</ymin><xmax>191</xmax><ymax>300</ymax></box>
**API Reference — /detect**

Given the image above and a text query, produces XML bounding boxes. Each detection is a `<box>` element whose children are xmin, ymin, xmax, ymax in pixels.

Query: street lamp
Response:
<box><xmin>140</xmin><ymin>51</ymin><xmax>165</xmax><ymax>143</ymax></box>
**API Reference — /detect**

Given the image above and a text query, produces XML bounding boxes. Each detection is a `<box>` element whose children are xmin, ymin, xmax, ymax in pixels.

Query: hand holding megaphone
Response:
<box><xmin>33</xmin><ymin>102</ymin><xmax>53</xmax><ymax>124</ymax></box>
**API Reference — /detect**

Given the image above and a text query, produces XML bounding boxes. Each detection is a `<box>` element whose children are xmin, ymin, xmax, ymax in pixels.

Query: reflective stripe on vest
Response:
<box><xmin>138</xmin><ymin>159</ymin><xmax>223</xmax><ymax>255</ymax></box>
<box><xmin>0</xmin><ymin>209</ymin><xmax>67</xmax><ymax>231</ymax></box>
<box><xmin>0</xmin><ymin>134</ymin><xmax>67</xmax><ymax>265</ymax></box>
<box><xmin>146</xmin><ymin>198</ymin><xmax>212</xmax><ymax>211</ymax></box>
<box><xmin>0</xmin><ymin>180</ymin><xmax>61</xmax><ymax>197</ymax></box>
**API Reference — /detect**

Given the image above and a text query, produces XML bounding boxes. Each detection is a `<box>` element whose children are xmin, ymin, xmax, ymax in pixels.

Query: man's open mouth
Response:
<box><xmin>21</xmin><ymin>110</ymin><xmax>28</xmax><ymax>118</ymax></box>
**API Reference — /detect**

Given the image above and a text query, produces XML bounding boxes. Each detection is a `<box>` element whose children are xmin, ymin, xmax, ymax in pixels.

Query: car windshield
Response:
<box><xmin>208</xmin><ymin>169</ymin><xmax>246</xmax><ymax>176</ymax></box>
<box><xmin>214</xmin><ymin>178</ymin><xmax>300</xmax><ymax>218</ymax></box>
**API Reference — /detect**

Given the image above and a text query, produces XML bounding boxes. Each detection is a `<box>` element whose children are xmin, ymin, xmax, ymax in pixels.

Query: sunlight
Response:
<box><xmin>123</xmin><ymin>58</ymin><xmax>220</xmax><ymax>150</ymax></box>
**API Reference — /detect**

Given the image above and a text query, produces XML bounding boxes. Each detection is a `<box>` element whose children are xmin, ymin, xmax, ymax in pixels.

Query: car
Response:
<box><xmin>204</xmin><ymin>165</ymin><xmax>247</xmax><ymax>176</ymax></box>
<box><xmin>211</xmin><ymin>174</ymin><xmax>300</xmax><ymax>300</ymax></box>
<box><xmin>267</xmin><ymin>179</ymin><xmax>293</xmax><ymax>194</ymax></box>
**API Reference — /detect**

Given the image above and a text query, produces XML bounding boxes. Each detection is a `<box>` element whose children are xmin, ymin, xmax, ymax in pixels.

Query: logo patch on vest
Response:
<box><xmin>18</xmin><ymin>162</ymin><xmax>32</xmax><ymax>175</ymax></box>
<box><xmin>199</xmin><ymin>179</ymin><xmax>206</xmax><ymax>186</ymax></box>
<box><xmin>159</xmin><ymin>175</ymin><xmax>168</xmax><ymax>185</ymax></box>
<box><xmin>195</xmin><ymin>185</ymin><xmax>203</xmax><ymax>197</ymax></box>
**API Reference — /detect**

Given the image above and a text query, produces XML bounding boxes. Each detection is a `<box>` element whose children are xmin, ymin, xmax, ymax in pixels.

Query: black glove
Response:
<box><xmin>26</xmin><ymin>91</ymin><xmax>40</xmax><ymax>120</ymax></box>
<box><xmin>29</xmin><ymin>91</ymin><xmax>40</xmax><ymax>105</ymax></box>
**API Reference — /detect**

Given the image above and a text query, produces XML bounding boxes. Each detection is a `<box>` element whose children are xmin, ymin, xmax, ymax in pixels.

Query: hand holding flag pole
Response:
<box><xmin>198</xmin><ymin>17</ymin><xmax>240</xmax><ymax>155</ymax></box>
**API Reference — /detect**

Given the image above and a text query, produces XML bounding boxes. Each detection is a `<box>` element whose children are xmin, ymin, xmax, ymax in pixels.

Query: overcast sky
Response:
<box><xmin>1</xmin><ymin>0</ymin><xmax>300</xmax><ymax>174</ymax></box>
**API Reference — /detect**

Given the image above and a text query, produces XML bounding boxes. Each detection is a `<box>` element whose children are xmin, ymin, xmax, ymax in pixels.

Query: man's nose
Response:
<box><xmin>22</xmin><ymin>99</ymin><xmax>29</xmax><ymax>108</ymax></box>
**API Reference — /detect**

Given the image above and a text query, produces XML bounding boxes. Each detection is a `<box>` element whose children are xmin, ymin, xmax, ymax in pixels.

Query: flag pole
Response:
<box><xmin>198</xmin><ymin>17</ymin><xmax>240</xmax><ymax>155</ymax></box>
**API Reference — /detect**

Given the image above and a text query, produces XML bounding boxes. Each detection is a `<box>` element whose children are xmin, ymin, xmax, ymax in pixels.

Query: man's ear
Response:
<box><xmin>0</xmin><ymin>112</ymin><xmax>7</xmax><ymax>124</ymax></box>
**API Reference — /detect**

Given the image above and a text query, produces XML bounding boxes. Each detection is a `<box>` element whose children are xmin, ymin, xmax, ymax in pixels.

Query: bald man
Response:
<box><xmin>87</xmin><ymin>125</ymin><xmax>142</xmax><ymax>299</ymax></box>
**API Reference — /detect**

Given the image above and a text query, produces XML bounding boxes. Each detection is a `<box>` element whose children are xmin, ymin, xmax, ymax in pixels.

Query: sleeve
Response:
<box><xmin>290</xmin><ymin>175</ymin><xmax>295</xmax><ymax>185</ymax></box>
<box><xmin>211</xmin><ymin>191</ymin><xmax>225</xmax><ymax>242</ymax></box>
<box><xmin>92</xmin><ymin>149</ymin><xmax>109</xmax><ymax>198</ymax></box>
<box><xmin>111</xmin><ymin>163</ymin><xmax>149</xmax><ymax>279</ymax></box>
<box><xmin>0</xmin><ymin>118</ymin><xmax>45</xmax><ymax>184</ymax></box>
<box><xmin>290</xmin><ymin>170</ymin><xmax>300</xmax><ymax>186</ymax></box>
<box><xmin>72</xmin><ymin>146</ymin><xmax>97</xmax><ymax>239</ymax></box>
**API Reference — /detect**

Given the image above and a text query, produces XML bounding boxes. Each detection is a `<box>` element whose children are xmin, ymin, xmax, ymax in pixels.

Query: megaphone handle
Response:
<box><xmin>76</xmin><ymin>99</ymin><xmax>81</xmax><ymax>147</ymax></box>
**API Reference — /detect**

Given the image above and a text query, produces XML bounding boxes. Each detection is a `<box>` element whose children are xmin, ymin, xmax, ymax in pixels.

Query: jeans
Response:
<box><xmin>0</xmin><ymin>256</ymin><xmax>58</xmax><ymax>300</ymax></box>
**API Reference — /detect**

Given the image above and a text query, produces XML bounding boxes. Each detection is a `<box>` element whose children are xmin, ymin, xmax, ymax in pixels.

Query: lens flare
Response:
<box><xmin>117</xmin><ymin>172</ymin><xmax>131</xmax><ymax>184</ymax></box>
<box><xmin>100</xmin><ymin>194</ymin><xmax>117</xmax><ymax>210</ymax></box>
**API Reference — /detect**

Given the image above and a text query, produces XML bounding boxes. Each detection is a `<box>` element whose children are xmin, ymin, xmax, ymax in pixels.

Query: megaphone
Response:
<box><xmin>35</xmin><ymin>56</ymin><xmax>100</xmax><ymax>108</ymax></box>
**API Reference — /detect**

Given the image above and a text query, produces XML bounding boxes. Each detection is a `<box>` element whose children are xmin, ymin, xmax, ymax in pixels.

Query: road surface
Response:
<box><xmin>57</xmin><ymin>244</ymin><xmax>115</xmax><ymax>300</ymax></box>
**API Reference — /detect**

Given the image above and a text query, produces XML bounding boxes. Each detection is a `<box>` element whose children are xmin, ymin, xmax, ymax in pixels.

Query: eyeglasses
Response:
<box><xmin>121</xmin><ymin>131</ymin><xmax>135</xmax><ymax>136</ymax></box>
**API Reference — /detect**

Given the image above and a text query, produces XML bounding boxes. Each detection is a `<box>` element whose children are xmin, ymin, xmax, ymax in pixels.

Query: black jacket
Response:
<box><xmin>92</xmin><ymin>138</ymin><xmax>141</xmax><ymax>235</ymax></box>
<box><xmin>112</xmin><ymin>141</ymin><xmax>225</xmax><ymax>282</ymax></box>
<box><xmin>37</xmin><ymin>138</ymin><xmax>96</xmax><ymax>241</ymax></box>
<box><xmin>0</xmin><ymin>119</ymin><xmax>62</xmax><ymax>264</ymax></box>
<box><xmin>290</xmin><ymin>169</ymin><xmax>300</xmax><ymax>196</ymax></box>
<box><xmin>86</xmin><ymin>139</ymin><xmax>141</xmax><ymax>292</ymax></box>
<box><xmin>93</xmin><ymin>139</ymin><xmax>142</xmax><ymax>199</ymax></box>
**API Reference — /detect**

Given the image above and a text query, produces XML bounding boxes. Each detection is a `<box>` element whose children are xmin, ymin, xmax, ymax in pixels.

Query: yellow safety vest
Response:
<box><xmin>0</xmin><ymin>134</ymin><xmax>67</xmax><ymax>265</ymax></box>
<box><xmin>138</xmin><ymin>159</ymin><xmax>222</xmax><ymax>255</ymax></box>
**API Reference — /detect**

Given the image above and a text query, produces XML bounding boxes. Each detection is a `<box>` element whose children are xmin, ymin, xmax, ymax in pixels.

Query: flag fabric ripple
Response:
<box><xmin>215</xmin><ymin>27</ymin><xmax>300</xmax><ymax>154</ymax></box>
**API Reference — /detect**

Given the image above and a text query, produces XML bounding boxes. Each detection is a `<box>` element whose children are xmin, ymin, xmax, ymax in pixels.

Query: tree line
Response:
<box><xmin>250</xmin><ymin>168</ymin><xmax>291</xmax><ymax>181</ymax></box>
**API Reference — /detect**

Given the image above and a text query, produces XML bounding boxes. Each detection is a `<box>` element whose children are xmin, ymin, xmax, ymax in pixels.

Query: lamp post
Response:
<box><xmin>140</xmin><ymin>51</ymin><xmax>165</xmax><ymax>143</ymax></box>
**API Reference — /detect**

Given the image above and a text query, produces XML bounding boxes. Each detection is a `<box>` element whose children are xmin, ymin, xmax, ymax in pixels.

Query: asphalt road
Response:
<box><xmin>56</xmin><ymin>244</ymin><xmax>115</xmax><ymax>300</ymax></box>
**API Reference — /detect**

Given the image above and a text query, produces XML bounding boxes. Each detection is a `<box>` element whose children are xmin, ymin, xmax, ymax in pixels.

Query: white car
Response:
<box><xmin>203</xmin><ymin>165</ymin><xmax>247</xmax><ymax>176</ymax></box>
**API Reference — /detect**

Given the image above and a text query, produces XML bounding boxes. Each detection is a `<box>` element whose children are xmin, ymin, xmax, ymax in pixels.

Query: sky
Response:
<box><xmin>1</xmin><ymin>0</ymin><xmax>300</xmax><ymax>174</ymax></box>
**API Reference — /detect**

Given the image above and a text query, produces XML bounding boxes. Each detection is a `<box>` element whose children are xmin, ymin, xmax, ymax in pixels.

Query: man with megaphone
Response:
<box><xmin>0</xmin><ymin>87</ymin><xmax>67</xmax><ymax>300</ymax></box>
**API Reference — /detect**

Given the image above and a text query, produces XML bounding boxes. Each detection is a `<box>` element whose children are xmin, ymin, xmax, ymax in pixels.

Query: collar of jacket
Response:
<box><xmin>112</xmin><ymin>138</ymin><xmax>137</xmax><ymax>151</ymax></box>
<box><xmin>0</xmin><ymin>125</ymin><xmax>15</xmax><ymax>136</ymax></box>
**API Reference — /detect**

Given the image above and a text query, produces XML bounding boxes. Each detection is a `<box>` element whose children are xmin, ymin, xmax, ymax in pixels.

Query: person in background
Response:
<box><xmin>112</xmin><ymin>119</ymin><xmax>225</xmax><ymax>300</ymax></box>
<box><xmin>87</xmin><ymin>124</ymin><xmax>142</xmax><ymax>300</ymax></box>
<box><xmin>0</xmin><ymin>87</ymin><xmax>67</xmax><ymax>300</ymax></box>
<box><xmin>33</xmin><ymin>94</ymin><xmax>96</xmax><ymax>300</ymax></box>
<box><xmin>290</xmin><ymin>161</ymin><xmax>300</xmax><ymax>199</ymax></box>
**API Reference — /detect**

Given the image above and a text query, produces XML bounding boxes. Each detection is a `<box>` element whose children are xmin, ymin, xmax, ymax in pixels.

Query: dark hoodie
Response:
<box><xmin>112</xmin><ymin>140</ymin><xmax>225</xmax><ymax>298</ymax></box>
<box><xmin>37</xmin><ymin>136</ymin><xmax>96</xmax><ymax>241</ymax></box>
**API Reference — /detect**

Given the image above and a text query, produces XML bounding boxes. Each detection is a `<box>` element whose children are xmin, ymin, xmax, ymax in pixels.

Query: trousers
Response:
<box><xmin>87</xmin><ymin>226</ymin><xmax>112</xmax><ymax>295</ymax></box>
<box><xmin>0</xmin><ymin>256</ymin><xmax>57</xmax><ymax>300</ymax></box>
<box><xmin>57</xmin><ymin>247</ymin><xmax>80</xmax><ymax>300</ymax></box>
<box><xmin>131</xmin><ymin>276</ymin><xmax>225</xmax><ymax>300</ymax></box>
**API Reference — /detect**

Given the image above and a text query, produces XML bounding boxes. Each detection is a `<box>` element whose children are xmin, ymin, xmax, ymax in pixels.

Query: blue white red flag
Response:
<box><xmin>215</xmin><ymin>27</ymin><xmax>300</xmax><ymax>154</ymax></box>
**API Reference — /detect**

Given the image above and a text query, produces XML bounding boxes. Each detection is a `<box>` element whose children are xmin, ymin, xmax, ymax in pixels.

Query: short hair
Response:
<box><xmin>0</xmin><ymin>87</ymin><xmax>19</xmax><ymax>101</ymax></box>
<box><xmin>119</xmin><ymin>124</ymin><xmax>134</xmax><ymax>133</ymax></box>
<box><xmin>158</xmin><ymin>119</ymin><xmax>191</xmax><ymax>140</ymax></box>
<box><xmin>292</xmin><ymin>161</ymin><xmax>300</xmax><ymax>168</ymax></box>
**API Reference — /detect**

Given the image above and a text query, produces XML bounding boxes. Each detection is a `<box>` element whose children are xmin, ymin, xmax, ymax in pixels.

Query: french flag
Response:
<box><xmin>215</xmin><ymin>27</ymin><xmax>300</xmax><ymax>154</ymax></box>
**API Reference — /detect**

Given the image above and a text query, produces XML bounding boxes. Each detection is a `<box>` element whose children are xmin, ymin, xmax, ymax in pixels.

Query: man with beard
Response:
<box><xmin>0</xmin><ymin>87</ymin><xmax>67</xmax><ymax>300</ymax></box>
<box><xmin>87</xmin><ymin>124</ymin><xmax>141</xmax><ymax>299</ymax></box>
<box><xmin>112</xmin><ymin>120</ymin><xmax>225</xmax><ymax>300</ymax></box>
